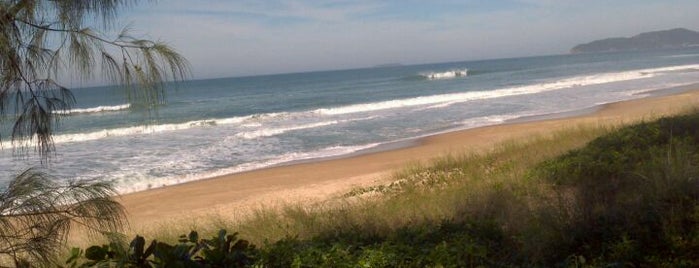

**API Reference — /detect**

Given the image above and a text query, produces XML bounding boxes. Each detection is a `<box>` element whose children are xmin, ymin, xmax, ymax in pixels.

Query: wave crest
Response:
<box><xmin>13</xmin><ymin>64</ymin><xmax>697</xmax><ymax>146</ymax></box>
<box><xmin>113</xmin><ymin>143</ymin><xmax>381</xmax><ymax>193</ymax></box>
<box><xmin>235</xmin><ymin>121</ymin><xmax>339</xmax><ymax>139</ymax></box>
<box><xmin>2</xmin><ymin>115</ymin><xmax>259</xmax><ymax>149</ymax></box>
<box><xmin>420</xmin><ymin>69</ymin><xmax>468</xmax><ymax>80</ymax></box>
<box><xmin>53</xmin><ymin>104</ymin><xmax>131</xmax><ymax>115</ymax></box>
<box><xmin>317</xmin><ymin>64</ymin><xmax>699</xmax><ymax>116</ymax></box>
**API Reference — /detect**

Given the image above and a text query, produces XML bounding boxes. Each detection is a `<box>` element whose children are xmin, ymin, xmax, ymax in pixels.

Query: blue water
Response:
<box><xmin>2</xmin><ymin>49</ymin><xmax>699</xmax><ymax>193</ymax></box>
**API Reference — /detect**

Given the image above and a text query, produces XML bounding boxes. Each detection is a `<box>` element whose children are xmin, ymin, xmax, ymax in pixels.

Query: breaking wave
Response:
<box><xmin>316</xmin><ymin>64</ymin><xmax>699</xmax><ymax>116</ymax></box>
<box><xmin>420</xmin><ymin>69</ymin><xmax>468</xmax><ymax>80</ymax></box>
<box><xmin>114</xmin><ymin>143</ymin><xmax>381</xmax><ymax>193</ymax></box>
<box><xmin>235</xmin><ymin>121</ymin><xmax>340</xmax><ymax>139</ymax></box>
<box><xmin>235</xmin><ymin>115</ymin><xmax>378</xmax><ymax>140</ymax></box>
<box><xmin>53</xmin><ymin>104</ymin><xmax>131</xmax><ymax>115</ymax></box>
<box><xmin>8</xmin><ymin>64</ymin><xmax>698</xmax><ymax>148</ymax></box>
<box><xmin>2</xmin><ymin>115</ymin><xmax>267</xmax><ymax>148</ymax></box>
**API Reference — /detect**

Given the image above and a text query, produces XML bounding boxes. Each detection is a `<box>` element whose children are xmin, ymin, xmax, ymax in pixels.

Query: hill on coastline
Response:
<box><xmin>571</xmin><ymin>28</ymin><xmax>699</xmax><ymax>54</ymax></box>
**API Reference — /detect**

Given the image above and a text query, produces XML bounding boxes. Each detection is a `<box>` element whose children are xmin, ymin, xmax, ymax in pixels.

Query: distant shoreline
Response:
<box><xmin>372</xmin><ymin>63</ymin><xmax>404</xmax><ymax>68</ymax></box>
<box><xmin>570</xmin><ymin>28</ymin><xmax>699</xmax><ymax>54</ymax></box>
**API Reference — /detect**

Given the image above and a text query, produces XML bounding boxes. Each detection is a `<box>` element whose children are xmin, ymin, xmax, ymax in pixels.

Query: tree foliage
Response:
<box><xmin>0</xmin><ymin>0</ymin><xmax>190</xmax><ymax>157</ymax></box>
<box><xmin>0</xmin><ymin>0</ymin><xmax>189</xmax><ymax>265</ymax></box>
<box><xmin>0</xmin><ymin>168</ymin><xmax>125</xmax><ymax>266</ymax></box>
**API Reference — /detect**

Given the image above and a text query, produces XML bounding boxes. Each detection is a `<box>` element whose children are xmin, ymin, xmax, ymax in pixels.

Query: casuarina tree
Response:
<box><xmin>0</xmin><ymin>0</ymin><xmax>189</xmax><ymax>265</ymax></box>
<box><xmin>1</xmin><ymin>0</ymin><xmax>189</xmax><ymax>157</ymax></box>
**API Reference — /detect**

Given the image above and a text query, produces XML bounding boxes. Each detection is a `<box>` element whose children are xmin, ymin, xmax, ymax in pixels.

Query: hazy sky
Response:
<box><xmin>119</xmin><ymin>0</ymin><xmax>699</xmax><ymax>79</ymax></box>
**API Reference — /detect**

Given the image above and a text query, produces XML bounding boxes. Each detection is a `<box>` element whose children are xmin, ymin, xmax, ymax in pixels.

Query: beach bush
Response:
<box><xmin>529</xmin><ymin>112</ymin><xmax>699</xmax><ymax>265</ymax></box>
<box><xmin>63</xmin><ymin>229</ymin><xmax>257</xmax><ymax>267</ymax></box>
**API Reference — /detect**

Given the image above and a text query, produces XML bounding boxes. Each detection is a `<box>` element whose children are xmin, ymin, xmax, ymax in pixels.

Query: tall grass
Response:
<box><xmin>233</xmin><ymin>124</ymin><xmax>610</xmax><ymax>245</ymax></box>
<box><xmin>69</xmin><ymin>112</ymin><xmax>699</xmax><ymax>266</ymax></box>
<box><xmin>238</xmin><ymin>114</ymin><xmax>696</xmax><ymax>266</ymax></box>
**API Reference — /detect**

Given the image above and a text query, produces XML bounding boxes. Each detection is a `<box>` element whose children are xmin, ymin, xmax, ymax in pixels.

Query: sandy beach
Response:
<box><xmin>119</xmin><ymin>87</ymin><xmax>699</xmax><ymax>227</ymax></box>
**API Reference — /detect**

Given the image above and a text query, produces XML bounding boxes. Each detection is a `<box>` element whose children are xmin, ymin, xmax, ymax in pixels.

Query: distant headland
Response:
<box><xmin>571</xmin><ymin>28</ymin><xmax>699</xmax><ymax>54</ymax></box>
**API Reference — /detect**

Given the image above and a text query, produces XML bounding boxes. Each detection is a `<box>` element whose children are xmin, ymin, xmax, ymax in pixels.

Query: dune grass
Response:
<box><xmin>232</xmin><ymin>114</ymin><xmax>696</xmax><ymax>266</ymax></box>
<box><xmin>65</xmin><ymin>112</ymin><xmax>699</xmax><ymax>266</ymax></box>
<box><xmin>234</xmin><ymin>124</ymin><xmax>609</xmax><ymax>243</ymax></box>
<box><xmin>99</xmin><ymin>123</ymin><xmax>608</xmax><ymax>266</ymax></box>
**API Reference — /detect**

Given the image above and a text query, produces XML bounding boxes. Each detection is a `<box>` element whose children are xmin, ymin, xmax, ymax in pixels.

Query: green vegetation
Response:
<box><xmin>1</xmin><ymin>0</ymin><xmax>189</xmax><ymax>157</ymax></box>
<box><xmin>0</xmin><ymin>169</ymin><xmax>125</xmax><ymax>266</ymax></box>
<box><xmin>0</xmin><ymin>0</ymin><xmax>188</xmax><ymax>266</ymax></box>
<box><xmin>65</xmin><ymin>113</ymin><xmax>699</xmax><ymax>267</ymax></box>
<box><xmin>63</xmin><ymin>230</ymin><xmax>257</xmax><ymax>267</ymax></box>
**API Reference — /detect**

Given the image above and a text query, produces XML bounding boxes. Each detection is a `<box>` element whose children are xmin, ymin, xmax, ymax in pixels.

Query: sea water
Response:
<box><xmin>1</xmin><ymin>49</ymin><xmax>699</xmax><ymax>193</ymax></box>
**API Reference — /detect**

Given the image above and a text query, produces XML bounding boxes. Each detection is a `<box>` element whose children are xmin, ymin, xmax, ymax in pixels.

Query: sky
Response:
<box><xmin>116</xmin><ymin>0</ymin><xmax>699</xmax><ymax>79</ymax></box>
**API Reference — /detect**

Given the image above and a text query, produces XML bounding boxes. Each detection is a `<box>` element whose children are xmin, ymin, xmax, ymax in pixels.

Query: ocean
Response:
<box><xmin>2</xmin><ymin>49</ymin><xmax>699</xmax><ymax>193</ymax></box>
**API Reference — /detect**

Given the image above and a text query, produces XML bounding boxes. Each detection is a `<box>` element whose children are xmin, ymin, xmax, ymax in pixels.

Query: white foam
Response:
<box><xmin>462</xmin><ymin>114</ymin><xmax>520</xmax><ymax>126</ymax></box>
<box><xmin>663</xmin><ymin>53</ymin><xmax>699</xmax><ymax>59</ymax></box>
<box><xmin>642</xmin><ymin>64</ymin><xmax>699</xmax><ymax>73</ymax></box>
<box><xmin>315</xmin><ymin>64</ymin><xmax>699</xmax><ymax>116</ymax></box>
<box><xmin>9</xmin><ymin>64</ymin><xmax>698</xmax><ymax>148</ymax></box>
<box><xmin>113</xmin><ymin>143</ymin><xmax>381</xmax><ymax>194</ymax></box>
<box><xmin>53</xmin><ymin>104</ymin><xmax>131</xmax><ymax>115</ymax></box>
<box><xmin>234</xmin><ymin>115</ymin><xmax>378</xmax><ymax>140</ymax></box>
<box><xmin>1</xmin><ymin>115</ymin><xmax>260</xmax><ymax>149</ymax></box>
<box><xmin>235</xmin><ymin>120</ymin><xmax>339</xmax><ymax>139</ymax></box>
<box><xmin>8</xmin><ymin>111</ymin><xmax>312</xmax><ymax>148</ymax></box>
<box><xmin>420</xmin><ymin>69</ymin><xmax>468</xmax><ymax>80</ymax></box>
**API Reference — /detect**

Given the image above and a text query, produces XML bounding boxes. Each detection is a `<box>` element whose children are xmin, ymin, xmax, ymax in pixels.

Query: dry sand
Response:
<box><xmin>119</xmin><ymin>87</ymin><xmax>699</xmax><ymax>228</ymax></box>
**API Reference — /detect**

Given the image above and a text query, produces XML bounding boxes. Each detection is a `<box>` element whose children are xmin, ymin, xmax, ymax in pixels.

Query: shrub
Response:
<box><xmin>532</xmin><ymin>113</ymin><xmax>699</xmax><ymax>265</ymax></box>
<box><xmin>64</xmin><ymin>230</ymin><xmax>257</xmax><ymax>267</ymax></box>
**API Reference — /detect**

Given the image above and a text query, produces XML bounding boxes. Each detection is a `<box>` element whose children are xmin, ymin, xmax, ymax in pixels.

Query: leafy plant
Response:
<box><xmin>65</xmin><ymin>229</ymin><xmax>257</xmax><ymax>267</ymax></box>
<box><xmin>198</xmin><ymin>230</ymin><xmax>257</xmax><ymax>267</ymax></box>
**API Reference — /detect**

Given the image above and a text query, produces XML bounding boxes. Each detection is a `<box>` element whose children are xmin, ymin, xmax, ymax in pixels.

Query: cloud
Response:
<box><xmin>120</xmin><ymin>0</ymin><xmax>699</xmax><ymax>79</ymax></box>
<box><xmin>135</xmin><ymin>0</ymin><xmax>383</xmax><ymax>25</ymax></box>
